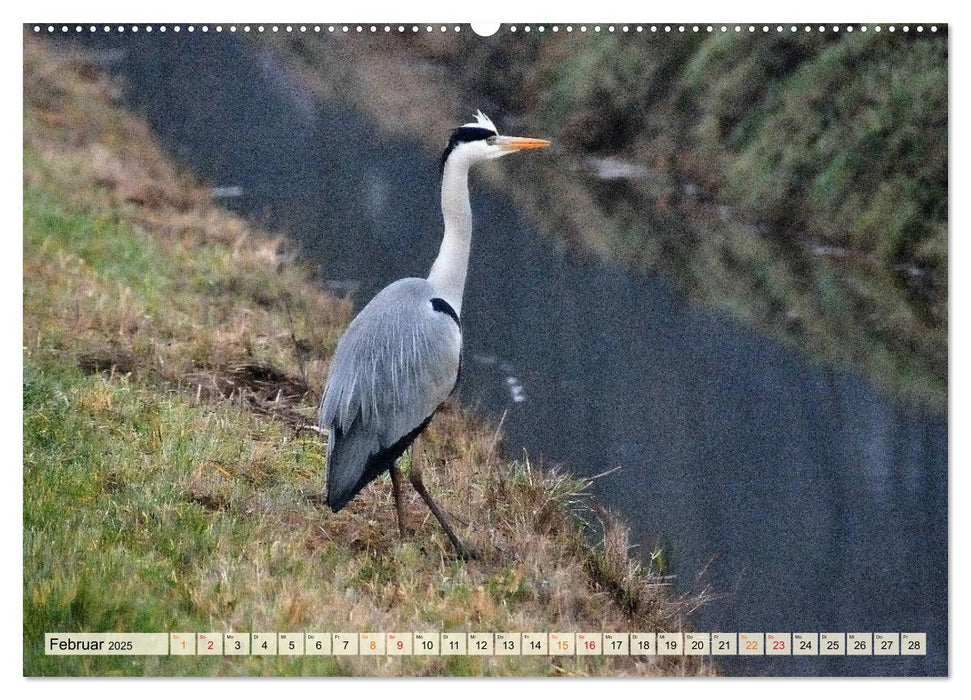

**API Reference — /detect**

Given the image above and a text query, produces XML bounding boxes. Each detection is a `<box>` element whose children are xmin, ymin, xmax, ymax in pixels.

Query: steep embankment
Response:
<box><xmin>23</xmin><ymin>37</ymin><xmax>710</xmax><ymax>676</ymax></box>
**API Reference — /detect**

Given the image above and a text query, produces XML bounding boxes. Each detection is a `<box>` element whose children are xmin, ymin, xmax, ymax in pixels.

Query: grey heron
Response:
<box><xmin>318</xmin><ymin>111</ymin><xmax>550</xmax><ymax>558</ymax></box>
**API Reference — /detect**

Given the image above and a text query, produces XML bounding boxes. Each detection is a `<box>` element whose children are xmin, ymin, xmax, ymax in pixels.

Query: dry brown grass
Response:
<box><xmin>24</xmin><ymin>34</ymin><xmax>346</xmax><ymax>416</ymax></box>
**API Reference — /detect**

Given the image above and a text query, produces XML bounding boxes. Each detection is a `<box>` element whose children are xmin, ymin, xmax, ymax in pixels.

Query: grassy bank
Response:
<box><xmin>22</xmin><ymin>37</ymin><xmax>711</xmax><ymax>676</ymax></box>
<box><xmin>281</xmin><ymin>29</ymin><xmax>946</xmax><ymax>408</ymax></box>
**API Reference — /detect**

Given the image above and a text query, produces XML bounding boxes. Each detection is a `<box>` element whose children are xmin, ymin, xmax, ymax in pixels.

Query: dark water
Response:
<box><xmin>55</xmin><ymin>32</ymin><xmax>948</xmax><ymax>676</ymax></box>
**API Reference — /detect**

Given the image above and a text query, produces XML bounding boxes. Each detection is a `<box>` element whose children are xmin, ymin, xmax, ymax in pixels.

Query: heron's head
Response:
<box><xmin>440</xmin><ymin>110</ymin><xmax>550</xmax><ymax>174</ymax></box>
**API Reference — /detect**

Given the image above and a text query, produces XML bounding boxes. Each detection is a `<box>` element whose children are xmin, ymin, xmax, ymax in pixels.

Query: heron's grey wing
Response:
<box><xmin>319</xmin><ymin>279</ymin><xmax>461</xmax><ymax>511</ymax></box>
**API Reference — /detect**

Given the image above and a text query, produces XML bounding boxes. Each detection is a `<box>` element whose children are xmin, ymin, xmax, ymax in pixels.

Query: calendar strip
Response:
<box><xmin>44</xmin><ymin>632</ymin><xmax>928</xmax><ymax>657</ymax></box>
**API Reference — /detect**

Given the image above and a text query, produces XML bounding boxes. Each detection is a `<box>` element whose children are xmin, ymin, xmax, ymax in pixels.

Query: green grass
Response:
<box><xmin>25</xmin><ymin>360</ymin><xmax>322</xmax><ymax>675</ymax></box>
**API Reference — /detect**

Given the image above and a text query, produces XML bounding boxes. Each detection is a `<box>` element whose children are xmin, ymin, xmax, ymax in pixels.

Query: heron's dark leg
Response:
<box><xmin>409</xmin><ymin>438</ymin><xmax>477</xmax><ymax>560</ymax></box>
<box><xmin>389</xmin><ymin>462</ymin><xmax>408</xmax><ymax>539</ymax></box>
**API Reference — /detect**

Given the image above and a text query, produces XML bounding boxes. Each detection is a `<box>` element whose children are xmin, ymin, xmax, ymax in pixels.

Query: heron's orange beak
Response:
<box><xmin>496</xmin><ymin>136</ymin><xmax>552</xmax><ymax>152</ymax></box>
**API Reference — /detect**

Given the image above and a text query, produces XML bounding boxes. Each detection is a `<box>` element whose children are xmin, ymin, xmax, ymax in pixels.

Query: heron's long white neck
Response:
<box><xmin>427</xmin><ymin>157</ymin><xmax>472</xmax><ymax>317</ymax></box>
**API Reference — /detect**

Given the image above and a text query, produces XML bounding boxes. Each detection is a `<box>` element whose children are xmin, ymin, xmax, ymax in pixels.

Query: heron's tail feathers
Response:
<box><xmin>325</xmin><ymin>421</ymin><xmax>377</xmax><ymax>512</ymax></box>
<box><xmin>324</xmin><ymin>414</ymin><xmax>433</xmax><ymax>512</ymax></box>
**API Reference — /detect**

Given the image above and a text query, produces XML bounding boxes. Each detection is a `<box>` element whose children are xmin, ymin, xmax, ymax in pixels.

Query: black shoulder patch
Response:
<box><xmin>440</xmin><ymin>126</ymin><xmax>495</xmax><ymax>174</ymax></box>
<box><xmin>431</xmin><ymin>297</ymin><xmax>460</xmax><ymax>326</ymax></box>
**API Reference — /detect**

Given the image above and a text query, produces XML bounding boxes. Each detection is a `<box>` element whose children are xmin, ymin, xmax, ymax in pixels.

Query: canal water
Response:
<box><xmin>55</xmin><ymin>31</ymin><xmax>947</xmax><ymax>676</ymax></box>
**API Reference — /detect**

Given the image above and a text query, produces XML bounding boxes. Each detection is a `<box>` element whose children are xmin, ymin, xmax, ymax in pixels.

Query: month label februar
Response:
<box><xmin>45</xmin><ymin>633</ymin><xmax>169</xmax><ymax>656</ymax></box>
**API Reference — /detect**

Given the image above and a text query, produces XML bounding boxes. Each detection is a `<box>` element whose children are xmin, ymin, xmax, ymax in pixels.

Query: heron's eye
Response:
<box><xmin>486</xmin><ymin>136</ymin><xmax>497</xmax><ymax>146</ymax></box>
